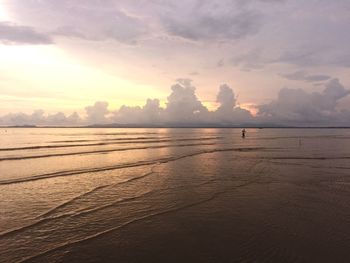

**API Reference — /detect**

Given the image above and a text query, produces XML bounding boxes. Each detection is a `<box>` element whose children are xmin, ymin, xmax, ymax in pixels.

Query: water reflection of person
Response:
<box><xmin>241</xmin><ymin>128</ymin><xmax>246</xmax><ymax>138</ymax></box>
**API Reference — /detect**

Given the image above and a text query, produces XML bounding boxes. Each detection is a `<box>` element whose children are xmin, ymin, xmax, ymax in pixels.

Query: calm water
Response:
<box><xmin>1</xmin><ymin>128</ymin><xmax>350</xmax><ymax>262</ymax></box>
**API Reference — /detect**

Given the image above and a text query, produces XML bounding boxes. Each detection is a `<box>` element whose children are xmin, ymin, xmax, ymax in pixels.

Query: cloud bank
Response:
<box><xmin>258</xmin><ymin>79</ymin><xmax>350</xmax><ymax>126</ymax></box>
<box><xmin>1</xmin><ymin>79</ymin><xmax>349</xmax><ymax>127</ymax></box>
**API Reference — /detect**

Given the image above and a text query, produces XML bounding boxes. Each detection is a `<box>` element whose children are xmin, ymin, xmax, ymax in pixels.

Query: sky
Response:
<box><xmin>0</xmin><ymin>0</ymin><xmax>350</xmax><ymax>126</ymax></box>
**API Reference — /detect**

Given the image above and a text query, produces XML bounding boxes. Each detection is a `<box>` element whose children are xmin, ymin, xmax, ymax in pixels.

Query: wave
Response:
<box><xmin>46</xmin><ymin>136</ymin><xmax>169</xmax><ymax>144</ymax></box>
<box><xmin>0</xmin><ymin>137</ymin><xmax>221</xmax><ymax>152</ymax></box>
<box><xmin>252</xmin><ymin>135</ymin><xmax>350</xmax><ymax>140</ymax></box>
<box><xmin>0</xmin><ymin>174</ymin><xmax>215</xmax><ymax>239</ymax></box>
<box><xmin>0</xmin><ymin>191</ymin><xmax>154</xmax><ymax>239</ymax></box>
<box><xmin>0</xmin><ymin>147</ymin><xmax>265</xmax><ymax>185</ymax></box>
<box><xmin>35</xmin><ymin>184</ymin><xmax>113</xmax><ymax>219</ymax></box>
<box><xmin>0</xmin><ymin>141</ymin><xmax>220</xmax><ymax>162</ymax></box>
<box><xmin>16</xmin><ymin>174</ymin><xmax>265</xmax><ymax>263</ymax></box>
<box><xmin>44</xmin><ymin>178</ymin><xmax>217</xmax><ymax>222</ymax></box>
<box><xmin>265</xmin><ymin>156</ymin><xmax>350</xmax><ymax>160</ymax></box>
<box><xmin>0</xmin><ymin>160</ymin><xmax>267</xmax><ymax>263</ymax></box>
<box><xmin>269</xmin><ymin>160</ymin><xmax>350</xmax><ymax>170</ymax></box>
<box><xmin>36</xmin><ymin>166</ymin><xmax>158</xmax><ymax>219</ymax></box>
<box><xmin>16</xmin><ymin>192</ymin><xmax>225</xmax><ymax>263</ymax></box>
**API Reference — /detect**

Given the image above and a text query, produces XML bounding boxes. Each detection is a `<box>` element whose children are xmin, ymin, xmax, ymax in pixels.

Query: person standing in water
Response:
<box><xmin>241</xmin><ymin>128</ymin><xmax>246</xmax><ymax>138</ymax></box>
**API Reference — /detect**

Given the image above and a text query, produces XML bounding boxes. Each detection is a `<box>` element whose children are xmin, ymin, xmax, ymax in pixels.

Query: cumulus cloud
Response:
<box><xmin>215</xmin><ymin>84</ymin><xmax>253</xmax><ymax>123</ymax></box>
<box><xmin>85</xmin><ymin>101</ymin><xmax>109</xmax><ymax>124</ymax></box>
<box><xmin>258</xmin><ymin>79</ymin><xmax>350</xmax><ymax>126</ymax></box>
<box><xmin>1</xmin><ymin>80</ymin><xmax>350</xmax><ymax>127</ymax></box>
<box><xmin>165</xmin><ymin>79</ymin><xmax>209</xmax><ymax>123</ymax></box>
<box><xmin>280</xmin><ymin>71</ymin><xmax>332</xmax><ymax>83</ymax></box>
<box><xmin>110</xmin><ymin>99</ymin><xmax>163</xmax><ymax>124</ymax></box>
<box><xmin>0</xmin><ymin>81</ymin><xmax>254</xmax><ymax>126</ymax></box>
<box><xmin>108</xmin><ymin>80</ymin><xmax>253</xmax><ymax>125</ymax></box>
<box><xmin>217</xmin><ymin>84</ymin><xmax>237</xmax><ymax>110</ymax></box>
<box><xmin>0</xmin><ymin>22</ymin><xmax>52</xmax><ymax>45</ymax></box>
<box><xmin>0</xmin><ymin>110</ymin><xmax>81</xmax><ymax>126</ymax></box>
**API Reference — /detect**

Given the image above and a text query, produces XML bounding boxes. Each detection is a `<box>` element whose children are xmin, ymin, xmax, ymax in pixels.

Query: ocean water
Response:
<box><xmin>1</xmin><ymin>128</ymin><xmax>350</xmax><ymax>262</ymax></box>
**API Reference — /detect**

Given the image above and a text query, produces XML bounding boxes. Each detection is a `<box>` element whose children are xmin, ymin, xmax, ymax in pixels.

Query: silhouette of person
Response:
<box><xmin>242</xmin><ymin>128</ymin><xmax>246</xmax><ymax>138</ymax></box>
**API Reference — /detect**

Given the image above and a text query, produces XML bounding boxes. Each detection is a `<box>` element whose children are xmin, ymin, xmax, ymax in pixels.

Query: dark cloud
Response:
<box><xmin>275</xmin><ymin>47</ymin><xmax>326</xmax><ymax>67</ymax></box>
<box><xmin>231</xmin><ymin>45</ymin><xmax>350</xmax><ymax>70</ymax></box>
<box><xmin>274</xmin><ymin>46</ymin><xmax>350</xmax><ymax>68</ymax></box>
<box><xmin>281</xmin><ymin>71</ymin><xmax>332</xmax><ymax>83</ymax></box>
<box><xmin>148</xmin><ymin>0</ymin><xmax>263</xmax><ymax>41</ymax></box>
<box><xmin>162</xmin><ymin>6</ymin><xmax>262</xmax><ymax>41</ymax></box>
<box><xmin>0</xmin><ymin>22</ymin><xmax>52</xmax><ymax>45</ymax></box>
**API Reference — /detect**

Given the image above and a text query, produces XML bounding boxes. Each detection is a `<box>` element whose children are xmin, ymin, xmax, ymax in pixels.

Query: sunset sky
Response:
<box><xmin>1</xmin><ymin>0</ymin><xmax>350</xmax><ymax>126</ymax></box>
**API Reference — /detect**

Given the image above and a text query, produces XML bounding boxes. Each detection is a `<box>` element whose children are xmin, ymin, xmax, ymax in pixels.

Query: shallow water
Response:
<box><xmin>1</xmin><ymin>128</ymin><xmax>350</xmax><ymax>262</ymax></box>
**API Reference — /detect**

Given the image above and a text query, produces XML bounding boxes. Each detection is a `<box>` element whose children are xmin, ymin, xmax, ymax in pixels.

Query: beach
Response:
<box><xmin>1</xmin><ymin>128</ymin><xmax>350</xmax><ymax>262</ymax></box>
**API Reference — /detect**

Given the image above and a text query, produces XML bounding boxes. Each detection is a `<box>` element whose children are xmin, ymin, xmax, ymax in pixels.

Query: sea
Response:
<box><xmin>1</xmin><ymin>128</ymin><xmax>350</xmax><ymax>262</ymax></box>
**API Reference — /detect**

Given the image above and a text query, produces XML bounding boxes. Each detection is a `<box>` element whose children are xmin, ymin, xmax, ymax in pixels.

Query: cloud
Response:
<box><xmin>50</xmin><ymin>9</ymin><xmax>148</xmax><ymax>44</ymax></box>
<box><xmin>257</xmin><ymin>79</ymin><xmax>350</xmax><ymax>125</ymax></box>
<box><xmin>231</xmin><ymin>45</ymin><xmax>350</xmax><ymax>71</ymax></box>
<box><xmin>85</xmin><ymin>101</ymin><xmax>109</xmax><ymax>124</ymax></box>
<box><xmin>111</xmin><ymin>99</ymin><xmax>163</xmax><ymax>124</ymax></box>
<box><xmin>0</xmin><ymin>22</ymin><xmax>52</xmax><ymax>45</ymax></box>
<box><xmin>274</xmin><ymin>45</ymin><xmax>350</xmax><ymax>68</ymax></box>
<box><xmin>189</xmin><ymin>71</ymin><xmax>199</xmax><ymax>76</ymax></box>
<box><xmin>215</xmin><ymin>84</ymin><xmax>253</xmax><ymax>123</ymax></box>
<box><xmin>217</xmin><ymin>59</ymin><xmax>225</xmax><ymax>67</ymax></box>
<box><xmin>159</xmin><ymin>1</ymin><xmax>263</xmax><ymax>41</ymax></box>
<box><xmin>8</xmin><ymin>0</ymin><xmax>148</xmax><ymax>44</ymax></box>
<box><xmin>217</xmin><ymin>84</ymin><xmax>237</xmax><ymax>110</ymax></box>
<box><xmin>7</xmin><ymin>0</ymin><xmax>288</xmax><ymax>44</ymax></box>
<box><xmin>109</xmin><ymin>80</ymin><xmax>253</xmax><ymax>125</ymax></box>
<box><xmin>0</xmin><ymin>80</ymin><xmax>253</xmax><ymax>126</ymax></box>
<box><xmin>275</xmin><ymin>46</ymin><xmax>327</xmax><ymax>67</ymax></box>
<box><xmin>230</xmin><ymin>49</ymin><xmax>267</xmax><ymax>70</ymax></box>
<box><xmin>0</xmin><ymin>110</ymin><xmax>81</xmax><ymax>126</ymax></box>
<box><xmin>280</xmin><ymin>71</ymin><xmax>332</xmax><ymax>83</ymax></box>
<box><xmin>1</xmin><ymin>80</ymin><xmax>350</xmax><ymax>127</ymax></box>
<box><xmin>164</xmin><ymin>79</ymin><xmax>209</xmax><ymax>123</ymax></box>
